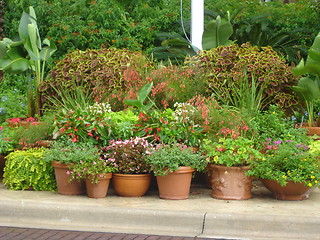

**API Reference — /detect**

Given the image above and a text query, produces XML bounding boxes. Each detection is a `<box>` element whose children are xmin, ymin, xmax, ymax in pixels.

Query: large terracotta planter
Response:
<box><xmin>112</xmin><ymin>173</ymin><xmax>151</xmax><ymax>197</ymax></box>
<box><xmin>85</xmin><ymin>173</ymin><xmax>112</xmax><ymax>198</ymax></box>
<box><xmin>208</xmin><ymin>164</ymin><xmax>253</xmax><ymax>200</ymax></box>
<box><xmin>51</xmin><ymin>161</ymin><xmax>85</xmax><ymax>195</ymax></box>
<box><xmin>261</xmin><ymin>179</ymin><xmax>313</xmax><ymax>200</ymax></box>
<box><xmin>156</xmin><ymin>166</ymin><xmax>195</xmax><ymax>200</ymax></box>
<box><xmin>297</xmin><ymin>123</ymin><xmax>320</xmax><ymax>138</ymax></box>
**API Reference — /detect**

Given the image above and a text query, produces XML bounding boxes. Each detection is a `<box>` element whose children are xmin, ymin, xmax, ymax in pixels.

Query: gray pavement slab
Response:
<box><xmin>0</xmin><ymin>181</ymin><xmax>319</xmax><ymax>240</ymax></box>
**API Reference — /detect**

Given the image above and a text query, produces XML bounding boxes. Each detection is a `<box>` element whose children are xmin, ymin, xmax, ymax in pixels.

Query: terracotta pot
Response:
<box><xmin>297</xmin><ymin>123</ymin><xmax>320</xmax><ymax>138</ymax></box>
<box><xmin>208</xmin><ymin>164</ymin><xmax>253</xmax><ymax>200</ymax></box>
<box><xmin>261</xmin><ymin>179</ymin><xmax>313</xmax><ymax>200</ymax></box>
<box><xmin>51</xmin><ymin>161</ymin><xmax>85</xmax><ymax>195</ymax></box>
<box><xmin>112</xmin><ymin>173</ymin><xmax>151</xmax><ymax>197</ymax></box>
<box><xmin>5</xmin><ymin>118</ymin><xmax>42</xmax><ymax>128</ymax></box>
<box><xmin>85</xmin><ymin>173</ymin><xmax>112</xmax><ymax>198</ymax></box>
<box><xmin>156</xmin><ymin>166</ymin><xmax>195</xmax><ymax>200</ymax></box>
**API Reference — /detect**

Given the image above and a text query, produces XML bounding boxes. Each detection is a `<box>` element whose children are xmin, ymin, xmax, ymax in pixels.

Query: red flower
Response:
<box><xmin>10</xmin><ymin>118</ymin><xmax>21</xmax><ymax>123</ymax></box>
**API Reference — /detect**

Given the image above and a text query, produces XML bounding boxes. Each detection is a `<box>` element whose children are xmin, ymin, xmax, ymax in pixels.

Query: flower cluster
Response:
<box><xmin>247</xmin><ymin>138</ymin><xmax>320</xmax><ymax>187</ymax></box>
<box><xmin>68</xmin><ymin>157</ymin><xmax>117</xmax><ymax>184</ymax></box>
<box><xmin>103</xmin><ymin>137</ymin><xmax>151</xmax><ymax>174</ymax></box>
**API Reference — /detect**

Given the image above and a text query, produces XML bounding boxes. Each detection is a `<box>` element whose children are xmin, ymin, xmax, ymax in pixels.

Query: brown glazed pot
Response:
<box><xmin>85</xmin><ymin>173</ymin><xmax>112</xmax><ymax>198</ymax></box>
<box><xmin>112</xmin><ymin>173</ymin><xmax>151</xmax><ymax>197</ymax></box>
<box><xmin>261</xmin><ymin>179</ymin><xmax>313</xmax><ymax>200</ymax></box>
<box><xmin>208</xmin><ymin>164</ymin><xmax>253</xmax><ymax>200</ymax></box>
<box><xmin>51</xmin><ymin>161</ymin><xmax>85</xmax><ymax>195</ymax></box>
<box><xmin>156</xmin><ymin>166</ymin><xmax>195</xmax><ymax>200</ymax></box>
<box><xmin>297</xmin><ymin>123</ymin><xmax>320</xmax><ymax>138</ymax></box>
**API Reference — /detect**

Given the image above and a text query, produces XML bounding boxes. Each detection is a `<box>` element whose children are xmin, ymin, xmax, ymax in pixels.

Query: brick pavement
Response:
<box><xmin>0</xmin><ymin>227</ymin><xmax>221</xmax><ymax>240</ymax></box>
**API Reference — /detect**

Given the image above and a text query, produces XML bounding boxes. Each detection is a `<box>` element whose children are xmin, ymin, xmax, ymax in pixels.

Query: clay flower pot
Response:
<box><xmin>51</xmin><ymin>161</ymin><xmax>85</xmax><ymax>195</ymax></box>
<box><xmin>208</xmin><ymin>164</ymin><xmax>253</xmax><ymax>200</ymax></box>
<box><xmin>156</xmin><ymin>166</ymin><xmax>195</xmax><ymax>200</ymax></box>
<box><xmin>261</xmin><ymin>179</ymin><xmax>313</xmax><ymax>200</ymax></box>
<box><xmin>112</xmin><ymin>173</ymin><xmax>151</xmax><ymax>197</ymax></box>
<box><xmin>85</xmin><ymin>173</ymin><xmax>112</xmax><ymax>198</ymax></box>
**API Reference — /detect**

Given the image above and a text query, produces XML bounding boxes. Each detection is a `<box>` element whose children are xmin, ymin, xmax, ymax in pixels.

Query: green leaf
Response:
<box><xmin>292</xmin><ymin>77</ymin><xmax>320</xmax><ymax>102</ymax></box>
<box><xmin>40</xmin><ymin>39</ymin><xmax>57</xmax><ymax>61</ymax></box>
<box><xmin>137</xmin><ymin>82</ymin><xmax>153</xmax><ymax>103</ymax></box>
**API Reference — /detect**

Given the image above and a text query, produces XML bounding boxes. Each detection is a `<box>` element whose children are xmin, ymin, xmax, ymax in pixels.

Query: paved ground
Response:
<box><xmin>0</xmin><ymin>227</ymin><xmax>218</xmax><ymax>240</ymax></box>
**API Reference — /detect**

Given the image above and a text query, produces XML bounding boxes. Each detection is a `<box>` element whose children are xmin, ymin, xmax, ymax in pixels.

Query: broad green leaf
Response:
<box><xmin>40</xmin><ymin>40</ymin><xmax>57</xmax><ymax>60</ymax></box>
<box><xmin>137</xmin><ymin>82</ymin><xmax>153</xmax><ymax>103</ymax></box>
<box><xmin>123</xmin><ymin>99</ymin><xmax>143</xmax><ymax>109</ymax></box>
<box><xmin>1</xmin><ymin>57</ymin><xmax>30</xmax><ymax>73</ymax></box>
<box><xmin>292</xmin><ymin>77</ymin><xmax>320</xmax><ymax>102</ymax></box>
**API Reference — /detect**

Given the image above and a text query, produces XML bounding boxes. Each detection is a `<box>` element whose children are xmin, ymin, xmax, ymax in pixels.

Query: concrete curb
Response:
<box><xmin>1</xmin><ymin>198</ymin><xmax>320</xmax><ymax>240</ymax></box>
<box><xmin>0</xmin><ymin>199</ymin><xmax>205</xmax><ymax>237</ymax></box>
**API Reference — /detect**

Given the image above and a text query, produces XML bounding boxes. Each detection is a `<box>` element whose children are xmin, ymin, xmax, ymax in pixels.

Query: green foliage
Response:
<box><xmin>202</xmin><ymin>137</ymin><xmax>263</xmax><ymax>167</ymax></box>
<box><xmin>44</xmin><ymin>141</ymin><xmax>99</xmax><ymax>165</ymax></box>
<box><xmin>187</xmin><ymin>43</ymin><xmax>299</xmax><ymax>112</ymax></box>
<box><xmin>146</xmin><ymin>144</ymin><xmax>207</xmax><ymax>176</ymax></box>
<box><xmin>146</xmin><ymin>65</ymin><xmax>208</xmax><ymax>109</ymax></box>
<box><xmin>0</xmin><ymin>6</ymin><xmax>56</xmax><ymax>117</ymax></box>
<box><xmin>3</xmin><ymin>148</ymin><xmax>56</xmax><ymax>191</ymax></box>
<box><xmin>4</xmin><ymin>0</ymin><xmax>182</xmax><ymax>60</ymax></box>
<box><xmin>250</xmin><ymin>105</ymin><xmax>308</xmax><ymax>148</ymax></box>
<box><xmin>0</xmin><ymin>89</ymin><xmax>27</xmax><ymax>123</ymax></box>
<box><xmin>42</xmin><ymin>48</ymin><xmax>152</xmax><ymax>111</ymax></box>
<box><xmin>292</xmin><ymin>32</ymin><xmax>320</xmax><ymax>127</ymax></box>
<box><xmin>246</xmin><ymin>137</ymin><xmax>320</xmax><ymax>188</ymax></box>
<box><xmin>52</xmin><ymin>104</ymin><xmax>138</xmax><ymax>146</ymax></box>
<box><xmin>0</xmin><ymin>125</ymin><xmax>19</xmax><ymax>155</ymax></box>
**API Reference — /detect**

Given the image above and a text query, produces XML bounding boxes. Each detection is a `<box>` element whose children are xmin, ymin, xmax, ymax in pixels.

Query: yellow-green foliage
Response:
<box><xmin>3</xmin><ymin>148</ymin><xmax>56</xmax><ymax>191</ymax></box>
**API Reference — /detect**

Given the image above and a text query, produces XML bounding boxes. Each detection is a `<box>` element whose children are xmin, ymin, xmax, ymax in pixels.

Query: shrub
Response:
<box><xmin>3</xmin><ymin>148</ymin><xmax>56</xmax><ymax>191</ymax></box>
<box><xmin>186</xmin><ymin>43</ymin><xmax>299</xmax><ymax>113</ymax></box>
<box><xmin>41</xmin><ymin>48</ymin><xmax>153</xmax><ymax>111</ymax></box>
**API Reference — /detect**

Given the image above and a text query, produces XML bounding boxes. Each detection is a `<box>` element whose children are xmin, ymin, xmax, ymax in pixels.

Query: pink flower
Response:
<box><xmin>66</xmin><ymin>171</ymin><xmax>70</xmax><ymax>175</ymax></box>
<box><xmin>0</xmin><ymin>126</ymin><xmax>3</xmax><ymax>131</ymax></box>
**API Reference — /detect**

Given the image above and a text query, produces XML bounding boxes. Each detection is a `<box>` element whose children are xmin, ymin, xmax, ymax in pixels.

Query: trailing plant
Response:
<box><xmin>186</xmin><ymin>43</ymin><xmax>299</xmax><ymax>113</ymax></box>
<box><xmin>3</xmin><ymin>147</ymin><xmax>56</xmax><ymax>191</ymax></box>
<box><xmin>146</xmin><ymin>143</ymin><xmax>206</xmax><ymax>176</ymax></box>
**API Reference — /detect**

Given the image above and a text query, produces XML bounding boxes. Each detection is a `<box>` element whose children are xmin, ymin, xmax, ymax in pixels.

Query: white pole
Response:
<box><xmin>191</xmin><ymin>0</ymin><xmax>204</xmax><ymax>51</ymax></box>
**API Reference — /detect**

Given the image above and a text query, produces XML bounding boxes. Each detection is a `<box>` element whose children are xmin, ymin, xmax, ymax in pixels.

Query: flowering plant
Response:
<box><xmin>202</xmin><ymin>136</ymin><xmax>263</xmax><ymax>167</ymax></box>
<box><xmin>247</xmin><ymin>137</ymin><xmax>320</xmax><ymax>188</ymax></box>
<box><xmin>136</xmin><ymin>104</ymin><xmax>204</xmax><ymax>147</ymax></box>
<box><xmin>68</xmin><ymin>156</ymin><xmax>118</xmax><ymax>184</ymax></box>
<box><xmin>53</xmin><ymin>103</ymin><xmax>138</xmax><ymax>146</ymax></box>
<box><xmin>145</xmin><ymin>143</ymin><xmax>207</xmax><ymax>176</ymax></box>
<box><xmin>103</xmin><ymin>137</ymin><xmax>151</xmax><ymax>174</ymax></box>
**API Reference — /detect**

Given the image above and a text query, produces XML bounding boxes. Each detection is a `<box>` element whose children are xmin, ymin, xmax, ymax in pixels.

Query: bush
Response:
<box><xmin>41</xmin><ymin>48</ymin><xmax>153</xmax><ymax>111</ymax></box>
<box><xmin>187</xmin><ymin>43</ymin><xmax>299</xmax><ymax>113</ymax></box>
<box><xmin>3</xmin><ymin>148</ymin><xmax>56</xmax><ymax>191</ymax></box>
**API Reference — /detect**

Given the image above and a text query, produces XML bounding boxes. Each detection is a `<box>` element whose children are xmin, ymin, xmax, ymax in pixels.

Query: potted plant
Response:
<box><xmin>146</xmin><ymin>144</ymin><xmax>206</xmax><ymax>200</ymax></box>
<box><xmin>3</xmin><ymin>148</ymin><xmax>56</xmax><ymax>191</ymax></box>
<box><xmin>103</xmin><ymin>137</ymin><xmax>152</xmax><ymax>197</ymax></box>
<box><xmin>247</xmin><ymin>132</ymin><xmax>320</xmax><ymax>200</ymax></box>
<box><xmin>67</xmin><ymin>151</ymin><xmax>118</xmax><ymax>198</ymax></box>
<box><xmin>202</xmin><ymin>130</ymin><xmax>263</xmax><ymax>200</ymax></box>
<box><xmin>44</xmin><ymin>140</ymin><xmax>98</xmax><ymax>195</ymax></box>
<box><xmin>292</xmin><ymin>32</ymin><xmax>320</xmax><ymax>131</ymax></box>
